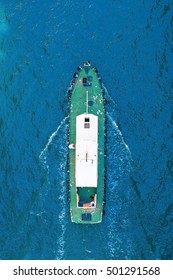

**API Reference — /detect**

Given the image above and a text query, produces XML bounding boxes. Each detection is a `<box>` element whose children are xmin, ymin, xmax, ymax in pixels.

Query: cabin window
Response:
<box><xmin>84</xmin><ymin>123</ymin><xmax>90</xmax><ymax>128</ymax></box>
<box><xmin>84</xmin><ymin>117</ymin><xmax>90</xmax><ymax>128</ymax></box>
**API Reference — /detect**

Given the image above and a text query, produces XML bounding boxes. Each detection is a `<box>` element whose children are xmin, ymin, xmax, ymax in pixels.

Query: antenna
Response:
<box><xmin>86</xmin><ymin>90</ymin><xmax>88</xmax><ymax>114</ymax></box>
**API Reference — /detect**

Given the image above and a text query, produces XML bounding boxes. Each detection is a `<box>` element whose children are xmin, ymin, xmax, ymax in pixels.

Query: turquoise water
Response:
<box><xmin>0</xmin><ymin>0</ymin><xmax>173</xmax><ymax>260</ymax></box>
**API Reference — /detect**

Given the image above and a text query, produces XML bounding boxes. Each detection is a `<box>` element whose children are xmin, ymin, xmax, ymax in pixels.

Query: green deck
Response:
<box><xmin>68</xmin><ymin>65</ymin><xmax>105</xmax><ymax>224</ymax></box>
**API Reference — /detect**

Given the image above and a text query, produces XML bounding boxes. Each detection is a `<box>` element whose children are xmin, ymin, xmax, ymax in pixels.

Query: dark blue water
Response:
<box><xmin>0</xmin><ymin>0</ymin><xmax>173</xmax><ymax>260</ymax></box>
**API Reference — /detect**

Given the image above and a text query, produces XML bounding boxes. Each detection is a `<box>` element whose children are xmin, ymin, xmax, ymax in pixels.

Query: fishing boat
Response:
<box><xmin>67</xmin><ymin>61</ymin><xmax>106</xmax><ymax>224</ymax></box>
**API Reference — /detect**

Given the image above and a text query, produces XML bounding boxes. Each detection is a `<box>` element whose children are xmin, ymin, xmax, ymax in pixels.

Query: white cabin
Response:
<box><xmin>75</xmin><ymin>113</ymin><xmax>98</xmax><ymax>188</ymax></box>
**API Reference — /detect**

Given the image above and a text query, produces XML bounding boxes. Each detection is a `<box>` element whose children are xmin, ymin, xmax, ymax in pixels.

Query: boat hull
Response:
<box><xmin>68</xmin><ymin>63</ymin><xmax>105</xmax><ymax>224</ymax></box>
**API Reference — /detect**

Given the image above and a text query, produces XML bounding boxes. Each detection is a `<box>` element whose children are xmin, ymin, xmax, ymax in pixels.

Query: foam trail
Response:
<box><xmin>56</xmin><ymin>178</ymin><xmax>67</xmax><ymax>259</ymax></box>
<box><xmin>53</xmin><ymin>127</ymin><xmax>68</xmax><ymax>260</ymax></box>
<box><xmin>102</xmin><ymin>84</ymin><xmax>118</xmax><ymax>109</ymax></box>
<box><xmin>38</xmin><ymin>118</ymin><xmax>68</xmax><ymax>259</ymax></box>
<box><xmin>107</xmin><ymin>113</ymin><xmax>132</xmax><ymax>159</ymax></box>
<box><xmin>39</xmin><ymin>116</ymin><xmax>68</xmax><ymax>160</ymax></box>
<box><xmin>102</xmin><ymin>83</ymin><xmax>132</xmax><ymax>159</ymax></box>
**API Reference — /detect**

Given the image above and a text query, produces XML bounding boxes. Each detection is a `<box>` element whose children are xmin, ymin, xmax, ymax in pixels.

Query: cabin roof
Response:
<box><xmin>75</xmin><ymin>113</ymin><xmax>98</xmax><ymax>187</ymax></box>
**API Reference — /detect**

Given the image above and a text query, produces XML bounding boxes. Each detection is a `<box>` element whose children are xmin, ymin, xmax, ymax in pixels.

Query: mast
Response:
<box><xmin>86</xmin><ymin>90</ymin><xmax>88</xmax><ymax>114</ymax></box>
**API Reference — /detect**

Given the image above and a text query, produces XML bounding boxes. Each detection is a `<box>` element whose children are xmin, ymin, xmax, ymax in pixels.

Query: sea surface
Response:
<box><xmin>0</xmin><ymin>0</ymin><xmax>173</xmax><ymax>260</ymax></box>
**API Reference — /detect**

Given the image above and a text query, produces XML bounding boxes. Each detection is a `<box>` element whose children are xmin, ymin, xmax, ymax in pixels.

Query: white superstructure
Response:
<box><xmin>75</xmin><ymin>113</ymin><xmax>98</xmax><ymax>187</ymax></box>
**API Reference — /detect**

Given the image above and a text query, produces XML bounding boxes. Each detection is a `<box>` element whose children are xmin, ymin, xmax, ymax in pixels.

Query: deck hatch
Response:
<box><xmin>82</xmin><ymin>213</ymin><xmax>92</xmax><ymax>221</ymax></box>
